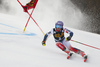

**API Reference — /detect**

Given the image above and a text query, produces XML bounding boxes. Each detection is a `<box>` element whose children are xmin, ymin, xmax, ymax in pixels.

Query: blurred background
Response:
<box><xmin>0</xmin><ymin>0</ymin><xmax>100</xmax><ymax>34</ymax></box>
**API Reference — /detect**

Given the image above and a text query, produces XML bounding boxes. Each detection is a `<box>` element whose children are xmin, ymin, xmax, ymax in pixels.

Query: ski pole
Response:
<box><xmin>27</xmin><ymin>11</ymin><xmax>45</xmax><ymax>35</ymax></box>
<box><xmin>23</xmin><ymin>8</ymin><xmax>34</xmax><ymax>32</ymax></box>
<box><xmin>71</xmin><ymin>40</ymin><xmax>100</xmax><ymax>50</ymax></box>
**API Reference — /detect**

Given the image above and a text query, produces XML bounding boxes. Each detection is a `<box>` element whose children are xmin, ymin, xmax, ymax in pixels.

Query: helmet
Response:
<box><xmin>55</xmin><ymin>21</ymin><xmax>63</xmax><ymax>29</ymax></box>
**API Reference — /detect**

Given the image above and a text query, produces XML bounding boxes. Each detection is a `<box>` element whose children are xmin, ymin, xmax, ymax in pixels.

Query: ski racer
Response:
<box><xmin>23</xmin><ymin>0</ymin><xmax>38</xmax><ymax>12</ymax></box>
<box><xmin>42</xmin><ymin>21</ymin><xmax>87</xmax><ymax>61</ymax></box>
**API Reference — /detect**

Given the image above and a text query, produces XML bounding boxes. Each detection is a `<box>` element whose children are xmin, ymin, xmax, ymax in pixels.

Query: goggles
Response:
<box><xmin>56</xmin><ymin>25</ymin><xmax>63</xmax><ymax>28</ymax></box>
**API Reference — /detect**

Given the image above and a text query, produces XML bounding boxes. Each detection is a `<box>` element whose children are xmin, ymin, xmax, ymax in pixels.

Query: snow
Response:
<box><xmin>0</xmin><ymin>0</ymin><xmax>100</xmax><ymax>67</ymax></box>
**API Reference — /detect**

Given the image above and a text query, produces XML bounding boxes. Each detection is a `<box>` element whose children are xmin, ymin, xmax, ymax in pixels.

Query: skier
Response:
<box><xmin>22</xmin><ymin>0</ymin><xmax>38</xmax><ymax>12</ymax></box>
<box><xmin>42</xmin><ymin>21</ymin><xmax>87</xmax><ymax>62</ymax></box>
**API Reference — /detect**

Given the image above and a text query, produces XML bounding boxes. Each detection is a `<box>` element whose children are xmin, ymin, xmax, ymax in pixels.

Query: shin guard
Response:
<box><xmin>56</xmin><ymin>42</ymin><xmax>66</xmax><ymax>51</ymax></box>
<box><xmin>70</xmin><ymin>46</ymin><xmax>86</xmax><ymax>57</ymax></box>
<box><xmin>70</xmin><ymin>47</ymin><xmax>79</xmax><ymax>53</ymax></box>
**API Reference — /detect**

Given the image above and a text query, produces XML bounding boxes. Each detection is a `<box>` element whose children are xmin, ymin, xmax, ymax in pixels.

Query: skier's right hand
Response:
<box><xmin>42</xmin><ymin>41</ymin><xmax>46</xmax><ymax>46</ymax></box>
<box><xmin>66</xmin><ymin>36</ymin><xmax>72</xmax><ymax>41</ymax></box>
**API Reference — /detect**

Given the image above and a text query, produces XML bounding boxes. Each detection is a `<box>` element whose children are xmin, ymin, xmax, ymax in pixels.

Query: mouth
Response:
<box><xmin>56</xmin><ymin>28</ymin><xmax>61</xmax><ymax>32</ymax></box>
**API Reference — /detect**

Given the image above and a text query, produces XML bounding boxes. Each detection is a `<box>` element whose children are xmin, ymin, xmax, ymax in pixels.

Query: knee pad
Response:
<box><xmin>56</xmin><ymin>42</ymin><xmax>66</xmax><ymax>51</ymax></box>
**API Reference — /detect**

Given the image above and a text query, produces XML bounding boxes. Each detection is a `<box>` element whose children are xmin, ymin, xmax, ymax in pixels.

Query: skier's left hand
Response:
<box><xmin>66</xmin><ymin>36</ymin><xmax>72</xmax><ymax>41</ymax></box>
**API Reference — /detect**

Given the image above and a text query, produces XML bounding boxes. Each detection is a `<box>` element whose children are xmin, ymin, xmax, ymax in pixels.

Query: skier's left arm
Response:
<box><xmin>64</xmin><ymin>28</ymin><xmax>73</xmax><ymax>41</ymax></box>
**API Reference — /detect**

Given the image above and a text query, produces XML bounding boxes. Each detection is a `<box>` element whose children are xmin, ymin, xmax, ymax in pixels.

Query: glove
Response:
<box><xmin>42</xmin><ymin>41</ymin><xmax>46</xmax><ymax>46</ymax></box>
<box><xmin>66</xmin><ymin>36</ymin><xmax>72</xmax><ymax>41</ymax></box>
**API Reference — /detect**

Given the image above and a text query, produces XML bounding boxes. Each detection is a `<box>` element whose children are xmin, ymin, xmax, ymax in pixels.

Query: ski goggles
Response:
<box><xmin>56</xmin><ymin>25</ymin><xmax>63</xmax><ymax>28</ymax></box>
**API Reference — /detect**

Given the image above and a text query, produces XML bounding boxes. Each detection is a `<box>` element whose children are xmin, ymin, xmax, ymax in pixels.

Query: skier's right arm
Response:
<box><xmin>42</xmin><ymin>29</ymin><xmax>53</xmax><ymax>46</ymax></box>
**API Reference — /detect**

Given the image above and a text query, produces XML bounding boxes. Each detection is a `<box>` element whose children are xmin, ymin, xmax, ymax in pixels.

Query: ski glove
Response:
<box><xmin>66</xmin><ymin>36</ymin><xmax>72</xmax><ymax>41</ymax></box>
<box><xmin>42</xmin><ymin>41</ymin><xmax>46</xmax><ymax>46</ymax></box>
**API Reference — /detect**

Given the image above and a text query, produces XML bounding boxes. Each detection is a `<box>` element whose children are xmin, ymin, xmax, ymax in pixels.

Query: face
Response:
<box><xmin>55</xmin><ymin>25</ymin><xmax>62</xmax><ymax>32</ymax></box>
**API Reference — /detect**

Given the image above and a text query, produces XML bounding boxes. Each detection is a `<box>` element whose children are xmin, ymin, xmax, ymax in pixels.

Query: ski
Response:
<box><xmin>67</xmin><ymin>56</ymin><xmax>70</xmax><ymax>59</ymax></box>
<box><xmin>67</xmin><ymin>53</ymin><xmax>73</xmax><ymax>59</ymax></box>
<box><xmin>84</xmin><ymin>55</ymin><xmax>88</xmax><ymax>62</ymax></box>
<box><xmin>84</xmin><ymin>59</ymin><xmax>87</xmax><ymax>62</ymax></box>
<box><xmin>67</xmin><ymin>54</ymin><xmax>88</xmax><ymax>62</ymax></box>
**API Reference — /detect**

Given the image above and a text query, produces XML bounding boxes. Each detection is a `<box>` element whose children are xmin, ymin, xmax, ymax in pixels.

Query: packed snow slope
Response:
<box><xmin>0</xmin><ymin>13</ymin><xmax>100</xmax><ymax>67</ymax></box>
<box><xmin>0</xmin><ymin>0</ymin><xmax>100</xmax><ymax>67</ymax></box>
